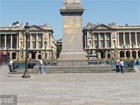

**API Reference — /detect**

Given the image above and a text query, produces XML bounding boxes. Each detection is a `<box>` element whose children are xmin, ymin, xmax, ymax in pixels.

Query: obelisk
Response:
<box><xmin>58</xmin><ymin>0</ymin><xmax>87</xmax><ymax>66</ymax></box>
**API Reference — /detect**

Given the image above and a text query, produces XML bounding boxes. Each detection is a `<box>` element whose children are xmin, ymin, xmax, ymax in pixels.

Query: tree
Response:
<box><xmin>57</xmin><ymin>45</ymin><xmax>62</xmax><ymax>58</ymax></box>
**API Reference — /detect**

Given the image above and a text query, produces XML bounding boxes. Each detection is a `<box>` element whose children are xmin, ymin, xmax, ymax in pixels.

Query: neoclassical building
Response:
<box><xmin>83</xmin><ymin>23</ymin><xmax>140</xmax><ymax>59</ymax></box>
<box><xmin>0</xmin><ymin>22</ymin><xmax>57</xmax><ymax>60</ymax></box>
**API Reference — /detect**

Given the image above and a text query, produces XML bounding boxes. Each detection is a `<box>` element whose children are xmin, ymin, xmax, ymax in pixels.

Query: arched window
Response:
<box><xmin>132</xmin><ymin>51</ymin><xmax>136</xmax><ymax>59</ymax></box>
<box><xmin>120</xmin><ymin>51</ymin><xmax>124</xmax><ymax>58</ymax></box>
<box><xmin>138</xmin><ymin>51</ymin><xmax>140</xmax><ymax>58</ymax></box>
<box><xmin>108</xmin><ymin>54</ymin><xmax>110</xmax><ymax>58</ymax></box>
<box><xmin>126</xmin><ymin>51</ymin><xmax>130</xmax><ymax>58</ymax></box>
<box><xmin>12</xmin><ymin>52</ymin><xmax>16</xmax><ymax>59</ymax></box>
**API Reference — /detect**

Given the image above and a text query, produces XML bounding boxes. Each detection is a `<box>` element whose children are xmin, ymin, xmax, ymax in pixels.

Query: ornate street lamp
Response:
<box><xmin>51</xmin><ymin>46</ymin><xmax>53</xmax><ymax>59</ymax></box>
<box><xmin>95</xmin><ymin>44</ymin><xmax>98</xmax><ymax>59</ymax></box>
<box><xmin>124</xmin><ymin>45</ymin><xmax>125</xmax><ymax>58</ymax></box>
<box><xmin>44</xmin><ymin>41</ymin><xmax>47</xmax><ymax>59</ymax></box>
<box><xmin>22</xmin><ymin>22</ymin><xmax>31</xmax><ymax>78</ymax></box>
<box><xmin>6</xmin><ymin>46</ymin><xmax>9</xmax><ymax>62</ymax></box>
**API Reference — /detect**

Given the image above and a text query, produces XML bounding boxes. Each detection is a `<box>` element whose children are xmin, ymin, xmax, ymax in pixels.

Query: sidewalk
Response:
<box><xmin>0</xmin><ymin>65</ymin><xmax>140</xmax><ymax>105</ymax></box>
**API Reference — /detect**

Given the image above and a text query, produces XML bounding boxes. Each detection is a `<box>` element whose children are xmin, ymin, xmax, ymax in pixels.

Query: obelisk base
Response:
<box><xmin>58</xmin><ymin>51</ymin><xmax>88</xmax><ymax>66</ymax></box>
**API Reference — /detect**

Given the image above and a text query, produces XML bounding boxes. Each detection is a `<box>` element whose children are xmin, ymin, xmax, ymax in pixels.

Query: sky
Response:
<box><xmin>0</xmin><ymin>0</ymin><xmax>140</xmax><ymax>40</ymax></box>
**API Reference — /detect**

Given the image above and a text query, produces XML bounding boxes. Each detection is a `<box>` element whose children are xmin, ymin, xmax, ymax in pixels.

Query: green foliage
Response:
<box><xmin>57</xmin><ymin>45</ymin><xmax>62</xmax><ymax>58</ymax></box>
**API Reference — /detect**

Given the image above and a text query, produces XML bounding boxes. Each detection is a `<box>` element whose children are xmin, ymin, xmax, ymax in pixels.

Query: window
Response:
<box><xmin>119</xmin><ymin>33</ymin><xmax>122</xmax><ymax>37</ymax></box>
<box><xmin>137</xmin><ymin>33</ymin><xmax>140</xmax><ymax>46</ymax></box>
<box><xmin>94</xmin><ymin>33</ymin><xmax>98</xmax><ymax>39</ymax></box>
<box><xmin>13</xmin><ymin>35</ymin><xmax>17</xmax><ymax>48</ymax></box>
<box><xmin>7</xmin><ymin>35</ymin><xmax>11</xmax><ymax>48</ymax></box>
<box><xmin>131</xmin><ymin>33</ymin><xmax>134</xmax><ymax>37</ymax></box>
<box><xmin>101</xmin><ymin>41</ymin><xmax>104</xmax><ymax>48</ymax></box>
<box><xmin>1</xmin><ymin>35</ymin><xmax>5</xmax><ymax>48</ymax></box>
<box><xmin>126</xmin><ymin>42</ymin><xmax>128</xmax><ymax>46</ymax></box>
<box><xmin>125</xmin><ymin>33</ymin><xmax>128</xmax><ymax>37</ymax></box>
<box><xmin>32</xmin><ymin>42</ymin><xmax>36</xmax><ymax>48</ymax></box>
<box><xmin>107</xmin><ymin>40</ymin><xmax>110</xmax><ymax>47</ymax></box>
<box><xmin>32</xmin><ymin>34</ymin><xmax>36</xmax><ymax>40</ymax></box>
<box><xmin>28</xmin><ymin>42</ymin><xmax>30</xmax><ymax>48</ymax></box>
<box><xmin>95</xmin><ymin>40</ymin><xmax>98</xmax><ymax>48</ymax></box>
<box><xmin>38</xmin><ymin>42</ymin><xmax>42</xmax><ymax>48</ymax></box>
<box><xmin>89</xmin><ymin>40</ymin><xmax>91</xmax><ymax>46</ymax></box>
<box><xmin>38</xmin><ymin>34</ymin><xmax>42</xmax><ymax>40</ymax></box>
<box><xmin>100</xmin><ymin>33</ymin><xmax>104</xmax><ymax>39</ymax></box>
<box><xmin>106</xmin><ymin>33</ymin><xmax>110</xmax><ymax>39</ymax></box>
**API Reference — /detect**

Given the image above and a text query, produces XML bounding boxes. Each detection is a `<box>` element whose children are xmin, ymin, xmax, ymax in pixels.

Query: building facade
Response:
<box><xmin>0</xmin><ymin>23</ymin><xmax>57</xmax><ymax>60</ymax></box>
<box><xmin>83</xmin><ymin>23</ymin><xmax>140</xmax><ymax>59</ymax></box>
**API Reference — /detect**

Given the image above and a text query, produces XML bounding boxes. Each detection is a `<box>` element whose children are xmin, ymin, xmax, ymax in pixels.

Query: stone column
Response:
<box><xmin>42</xmin><ymin>34</ymin><xmax>44</xmax><ymax>48</ymax></box>
<box><xmin>124</xmin><ymin>51</ymin><xmax>126</xmax><ymax>58</ymax></box>
<box><xmin>16</xmin><ymin>34</ymin><xmax>19</xmax><ymax>49</ymax></box>
<box><xmin>136</xmin><ymin>51</ymin><xmax>138</xmax><ymax>58</ymax></box>
<box><xmin>129</xmin><ymin>32</ymin><xmax>131</xmax><ymax>48</ymax></box>
<box><xmin>87</xmin><ymin>31</ymin><xmax>89</xmax><ymax>47</ymax></box>
<box><xmin>104</xmin><ymin>33</ymin><xmax>106</xmax><ymax>48</ymax></box>
<box><xmin>91</xmin><ymin>33</ymin><xmax>93</xmax><ymax>48</ymax></box>
<box><xmin>130</xmin><ymin>51</ymin><xmax>132</xmax><ymax>58</ymax></box>
<box><xmin>117</xmin><ymin>33</ymin><xmax>120</xmax><ymax>48</ymax></box>
<box><xmin>118</xmin><ymin>51</ymin><xmax>120</xmax><ymax>58</ymax></box>
<box><xmin>35</xmin><ymin>51</ymin><xmax>38</xmax><ymax>60</ymax></box>
<box><xmin>135</xmin><ymin>32</ymin><xmax>138</xmax><ymax>47</ymax></box>
<box><xmin>4</xmin><ymin>35</ymin><xmax>7</xmax><ymax>49</ymax></box>
<box><xmin>36</xmin><ymin>34</ymin><xmax>38</xmax><ymax>49</ymax></box>
<box><xmin>18</xmin><ymin>33</ymin><xmax>21</xmax><ymax>48</ymax></box>
<box><xmin>110</xmin><ymin>33</ymin><xmax>113</xmax><ymax>48</ymax></box>
<box><xmin>98</xmin><ymin>33</ymin><xmax>100</xmax><ymax>48</ymax></box>
<box><xmin>10</xmin><ymin>52</ymin><xmax>12</xmax><ymax>59</ymax></box>
<box><xmin>30</xmin><ymin>34</ymin><xmax>31</xmax><ymax>49</ymax></box>
<box><xmin>11</xmin><ymin>35</ymin><xmax>13</xmax><ymax>49</ymax></box>
<box><xmin>123</xmin><ymin>32</ymin><xmax>125</xmax><ymax>47</ymax></box>
<box><xmin>84</xmin><ymin>34</ymin><xmax>86</xmax><ymax>48</ymax></box>
<box><xmin>24</xmin><ymin>34</ymin><xmax>26</xmax><ymax>49</ymax></box>
<box><xmin>85</xmin><ymin>34</ymin><xmax>87</xmax><ymax>48</ymax></box>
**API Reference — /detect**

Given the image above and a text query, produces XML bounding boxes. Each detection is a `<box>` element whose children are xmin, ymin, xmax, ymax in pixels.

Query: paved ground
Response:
<box><xmin>0</xmin><ymin>65</ymin><xmax>140</xmax><ymax>105</ymax></box>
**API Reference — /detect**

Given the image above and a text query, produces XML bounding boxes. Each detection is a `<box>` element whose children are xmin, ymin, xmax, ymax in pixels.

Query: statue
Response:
<box><xmin>64</xmin><ymin>0</ymin><xmax>80</xmax><ymax>4</ymax></box>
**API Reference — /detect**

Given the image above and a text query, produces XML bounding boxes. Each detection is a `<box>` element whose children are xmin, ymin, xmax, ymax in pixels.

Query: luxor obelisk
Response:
<box><xmin>58</xmin><ymin>0</ymin><xmax>87</xmax><ymax>66</ymax></box>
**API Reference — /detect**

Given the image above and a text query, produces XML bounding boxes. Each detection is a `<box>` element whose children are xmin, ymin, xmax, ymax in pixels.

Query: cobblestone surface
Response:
<box><xmin>0</xmin><ymin>65</ymin><xmax>140</xmax><ymax>105</ymax></box>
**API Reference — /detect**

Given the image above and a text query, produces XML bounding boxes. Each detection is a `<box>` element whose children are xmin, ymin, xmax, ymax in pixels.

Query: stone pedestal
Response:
<box><xmin>58</xmin><ymin>1</ymin><xmax>87</xmax><ymax>66</ymax></box>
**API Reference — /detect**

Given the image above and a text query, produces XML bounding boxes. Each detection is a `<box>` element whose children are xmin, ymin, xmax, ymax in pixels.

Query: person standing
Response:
<box><xmin>38</xmin><ymin>59</ymin><xmax>45</xmax><ymax>75</ymax></box>
<box><xmin>116</xmin><ymin>58</ymin><xmax>120</xmax><ymax>73</ymax></box>
<box><xmin>120</xmin><ymin>59</ymin><xmax>124</xmax><ymax>73</ymax></box>
<box><xmin>136</xmin><ymin>58</ymin><xmax>140</xmax><ymax>71</ymax></box>
<box><xmin>9</xmin><ymin>59</ymin><xmax>13</xmax><ymax>72</ymax></box>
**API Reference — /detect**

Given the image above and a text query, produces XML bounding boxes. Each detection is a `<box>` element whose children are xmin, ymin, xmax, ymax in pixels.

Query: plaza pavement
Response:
<box><xmin>0</xmin><ymin>65</ymin><xmax>140</xmax><ymax>105</ymax></box>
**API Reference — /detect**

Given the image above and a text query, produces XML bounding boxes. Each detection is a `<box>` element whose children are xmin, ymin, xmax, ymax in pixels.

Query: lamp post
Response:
<box><xmin>6</xmin><ymin>46</ymin><xmax>9</xmax><ymax>62</ymax></box>
<box><xmin>132</xmin><ymin>44</ymin><xmax>134</xmax><ymax>58</ymax></box>
<box><xmin>44</xmin><ymin>41</ymin><xmax>47</xmax><ymax>59</ymax></box>
<box><xmin>51</xmin><ymin>46</ymin><xmax>53</xmax><ymax>59</ymax></box>
<box><xmin>124</xmin><ymin>45</ymin><xmax>125</xmax><ymax>58</ymax></box>
<box><xmin>114</xmin><ymin>46</ymin><xmax>118</xmax><ymax>59</ymax></box>
<box><xmin>22</xmin><ymin>22</ymin><xmax>31</xmax><ymax>78</ymax></box>
<box><xmin>95</xmin><ymin>44</ymin><xmax>98</xmax><ymax>59</ymax></box>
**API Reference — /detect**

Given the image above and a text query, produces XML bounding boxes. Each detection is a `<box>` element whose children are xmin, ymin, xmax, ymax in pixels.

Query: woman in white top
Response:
<box><xmin>120</xmin><ymin>59</ymin><xmax>124</xmax><ymax>73</ymax></box>
<box><xmin>9</xmin><ymin>59</ymin><xmax>13</xmax><ymax>72</ymax></box>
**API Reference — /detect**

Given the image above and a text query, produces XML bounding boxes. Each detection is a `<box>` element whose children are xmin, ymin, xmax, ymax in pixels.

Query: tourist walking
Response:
<box><xmin>38</xmin><ymin>59</ymin><xmax>45</xmax><ymax>75</ymax></box>
<box><xmin>120</xmin><ymin>59</ymin><xmax>124</xmax><ymax>73</ymax></box>
<box><xmin>9</xmin><ymin>59</ymin><xmax>13</xmax><ymax>72</ymax></box>
<box><xmin>116</xmin><ymin>58</ymin><xmax>120</xmax><ymax>73</ymax></box>
<box><xmin>136</xmin><ymin>58</ymin><xmax>140</xmax><ymax>71</ymax></box>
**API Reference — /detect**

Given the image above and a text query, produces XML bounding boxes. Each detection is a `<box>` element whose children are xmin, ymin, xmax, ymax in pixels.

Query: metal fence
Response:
<box><xmin>13</xmin><ymin>59</ymin><xmax>134</xmax><ymax>70</ymax></box>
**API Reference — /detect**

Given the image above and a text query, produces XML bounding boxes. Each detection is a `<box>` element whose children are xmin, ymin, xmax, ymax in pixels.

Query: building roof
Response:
<box><xmin>83</xmin><ymin>22</ymin><xmax>140</xmax><ymax>31</ymax></box>
<box><xmin>0</xmin><ymin>22</ymin><xmax>53</xmax><ymax>32</ymax></box>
